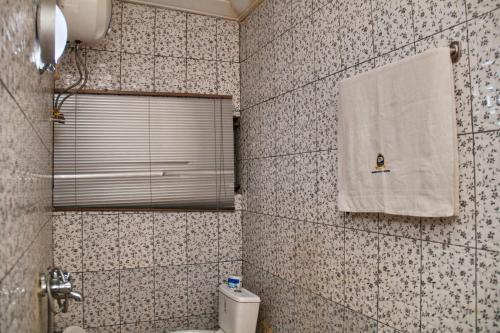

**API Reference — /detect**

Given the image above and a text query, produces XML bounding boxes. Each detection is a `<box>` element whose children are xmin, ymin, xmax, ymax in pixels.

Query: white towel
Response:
<box><xmin>338</xmin><ymin>48</ymin><xmax>459</xmax><ymax>217</ymax></box>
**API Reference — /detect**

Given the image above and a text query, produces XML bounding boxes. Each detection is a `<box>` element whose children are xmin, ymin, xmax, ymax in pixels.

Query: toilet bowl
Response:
<box><xmin>172</xmin><ymin>285</ymin><xmax>260</xmax><ymax>333</ymax></box>
<box><xmin>63</xmin><ymin>326</ymin><xmax>86</xmax><ymax>333</ymax></box>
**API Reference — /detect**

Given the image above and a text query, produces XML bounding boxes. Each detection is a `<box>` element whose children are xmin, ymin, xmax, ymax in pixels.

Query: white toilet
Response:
<box><xmin>174</xmin><ymin>284</ymin><xmax>261</xmax><ymax>333</ymax></box>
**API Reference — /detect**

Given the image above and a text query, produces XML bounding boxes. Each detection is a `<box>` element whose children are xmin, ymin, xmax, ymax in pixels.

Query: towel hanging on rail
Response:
<box><xmin>337</xmin><ymin>47</ymin><xmax>459</xmax><ymax>217</ymax></box>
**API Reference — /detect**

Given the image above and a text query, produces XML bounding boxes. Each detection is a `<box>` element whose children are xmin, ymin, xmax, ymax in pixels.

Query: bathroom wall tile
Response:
<box><xmin>260</xmin><ymin>100</ymin><xmax>276</xmax><ymax>157</ymax></box>
<box><xmin>416</xmin><ymin>23</ymin><xmax>471</xmax><ymax>134</ymax></box>
<box><xmin>414</xmin><ymin>0</ymin><xmax>467</xmax><ymax>40</ymax></box>
<box><xmin>121</xmin><ymin>2</ymin><xmax>155</xmax><ymax>54</ymax></box>
<box><xmin>292</xmin><ymin>0</ymin><xmax>313</xmax><ymax>25</ymax></box>
<box><xmin>374</xmin><ymin>44</ymin><xmax>416</xmax><ymax>68</ymax></box>
<box><xmin>239</xmin><ymin>18</ymin><xmax>248</xmax><ymax>62</ymax></box>
<box><xmin>155</xmin><ymin>8</ymin><xmax>186</xmax><ymax>58</ymax></box>
<box><xmin>247</xmin><ymin>159</ymin><xmax>262</xmax><ymax>212</ymax></box>
<box><xmin>293</xmin><ymin>287</ymin><xmax>319</xmax><ymax>332</ymax></box>
<box><xmin>275</xmin><ymin>92</ymin><xmax>295</xmax><ymax>155</ymax></box>
<box><xmin>155</xmin><ymin>265</ymin><xmax>188</xmax><ymax>319</ymax></box>
<box><xmin>421</xmin><ymin>242</ymin><xmax>475</xmax><ymax>332</ymax></box>
<box><xmin>119</xmin><ymin>213</ymin><xmax>154</xmax><ymax>269</ymax></box>
<box><xmin>83</xmin><ymin>270</ymin><xmax>120</xmax><ymax>327</ymax></box>
<box><xmin>121</xmin><ymin>321</ymin><xmax>156</xmax><ymax>333</ymax></box>
<box><xmin>294</xmin><ymin>152</ymin><xmax>318</xmax><ymax>222</ymax></box>
<box><xmin>294</xmin><ymin>84</ymin><xmax>317</xmax><ymax>153</ymax></box>
<box><xmin>469</xmin><ymin>10</ymin><xmax>500</xmax><ymax>132</ymax></box>
<box><xmin>372</xmin><ymin>0</ymin><xmax>414</xmax><ymax>55</ymax></box>
<box><xmin>378</xmin><ymin>235</ymin><xmax>420</xmax><ymax>332</ymax></box>
<box><xmin>187</xmin><ymin>14</ymin><xmax>217</xmax><ymax>60</ymax></box>
<box><xmin>273</xmin><ymin>0</ymin><xmax>292</xmax><ymax>36</ymax></box>
<box><xmin>313</xmin><ymin>2</ymin><xmax>341</xmax><ymax>78</ymax></box>
<box><xmin>346</xmin><ymin>212</ymin><xmax>379</xmax><ymax>232</ymax></box>
<box><xmin>186</xmin><ymin>59</ymin><xmax>217</xmax><ymax>94</ymax></box>
<box><xmin>315</xmin><ymin>72</ymin><xmax>342</xmax><ymax>151</ymax></box>
<box><xmin>55</xmin><ymin>49</ymin><xmax>87</xmax><ymax>89</ymax></box>
<box><xmin>187</xmin><ymin>212</ymin><xmax>218</xmax><ymax>264</ymax></box>
<box><xmin>293</xmin><ymin>18</ymin><xmax>316</xmax><ymax>87</ymax></box>
<box><xmin>340</xmin><ymin>0</ymin><xmax>374</xmax><ymax>68</ymax></box>
<box><xmin>219</xmin><ymin>260</ymin><xmax>242</xmax><ymax>284</ymax></box>
<box><xmin>275</xmin><ymin>155</ymin><xmax>295</xmax><ymax>219</ymax></box>
<box><xmin>88</xmin><ymin>0</ymin><xmax>122</xmax><ymax>52</ymax></box>
<box><xmin>270</xmin><ymin>276</ymin><xmax>295</xmax><ymax>333</ymax></box>
<box><xmin>82</xmin><ymin>214</ymin><xmax>119</xmax><ymax>271</ymax></box>
<box><xmin>217</xmin><ymin>19</ymin><xmax>239</xmax><ymax>62</ymax></box>
<box><xmin>54</xmin><ymin>272</ymin><xmax>83</xmax><ymax>331</ymax></box>
<box><xmin>294</xmin><ymin>221</ymin><xmax>318</xmax><ymax>288</ymax></box>
<box><xmin>317</xmin><ymin>150</ymin><xmax>343</xmax><ymax>226</ymax></box>
<box><xmin>379</xmin><ymin>214</ymin><xmax>421</xmax><ymax>239</ymax></box>
<box><xmin>242</xmin><ymin>213</ymin><xmax>256</xmax><ymax>264</ymax></box>
<box><xmin>188</xmin><ymin>263</ymin><xmax>219</xmax><ymax>315</ymax></box>
<box><xmin>155</xmin><ymin>317</ymin><xmax>189</xmax><ymax>332</ymax></box>
<box><xmin>475</xmin><ymin>131</ymin><xmax>500</xmax><ymax>252</ymax></box>
<box><xmin>120</xmin><ymin>267</ymin><xmax>155</xmax><ymax>323</ymax></box>
<box><xmin>53</xmin><ymin>212</ymin><xmax>82</xmax><ymax>273</ymax></box>
<box><xmin>154</xmin><ymin>56</ymin><xmax>186</xmax><ymax>93</ymax></box>
<box><xmin>274</xmin><ymin>30</ymin><xmax>294</xmax><ymax>95</ymax></box>
<box><xmin>345</xmin><ymin>229</ymin><xmax>378</xmax><ymax>318</ymax></box>
<box><xmin>261</xmin><ymin>160</ymin><xmax>276</xmax><ymax>215</ymax></box>
<box><xmin>315</xmin><ymin>224</ymin><xmax>344</xmax><ymax>303</ymax></box>
<box><xmin>259</xmin><ymin>0</ymin><xmax>275</xmax><ymax>46</ymax></box>
<box><xmin>343</xmin><ymin>309</ymin><xmax>378</xmax><ymax>333</ymax></box>
<box><xmin>467</xmin><ymin>0</ymin><xmax>500</xmax><ymax>18</ymax></box>
<box><xmin>422</xmin><ymin>134</ymin><xmax>475</xmax><ymax>246</ymax></box>
<box><xmin>378</xmin><ymin>323</ymin><xmax>397</xmax><ymax>333</ymax></box>
<box><xmin>261</xmin><ymin>42</ymin><xmax>276</xmax><ymax>101</ymax></box>
<box><xmin>219</xmin><ymin>211</ymin><xmax>243</xmax><ymax>261</ymax></box>
<box><xmin>189</xmin><ymin>314</ymin><xmax>219</xmax><ymax>330</ymax></box>
<box><xmin>245</xmin><ymin>6</ymin><xmax>262</xmax><ymax>58</ymax></box>
<box><xmin>86</xmin><ymin>326</ymin><xmax>121</xmax><ymax>333</ymax></box>
<box><xmin>120</xmin><ymin>53</ymin><xmax>154</xmax><ymax>92</ymax></box>
<box><xmin>316</xmin><ymin>296</ymin><xmax>344</xmax><ymax>333</ymax></box>
<box><xmin>217</xmin><ymin>61</ymin><xmax>240</xmax><ymax>109</ymax></box>
<box><xmin>477</xmin><ymin>250</ymin><xmax>500</xmax><ymax>332</ymax></box>
<box><xmin>85</xmin><ymin>50</ymin><xmax>121</xmax><ymax>90</ymax></box>
<box><xmin>154</xmin><ymin>212</ymin><xmax>187</xmax><ymax>266</ymax></box>
<box><xmin>273</xmin><ymin>218</ymin><xmax>296</xmax><ymax>281</ymax></box>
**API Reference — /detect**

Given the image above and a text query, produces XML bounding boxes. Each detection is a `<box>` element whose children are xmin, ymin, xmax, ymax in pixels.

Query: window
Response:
<box><xmin>53</xmin><ymin>94</ymin><xmax>234</xmax><ymax>209</ymax></box>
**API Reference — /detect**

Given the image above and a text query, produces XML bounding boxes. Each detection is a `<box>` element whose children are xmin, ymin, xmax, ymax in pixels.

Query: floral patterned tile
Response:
<box><xmin>469</xmin><ymin>10</ymin><xmax>500</xmax><ymax>132</ymax></box>
<box><xmin>316</xmin><ymin>296</ymin><xmax>344</xmax><ymax>332</ymax></box>
<box><xmin>261</xmin><ymin>41</ymin><xmax>276</xmax><ymax>102</ymax></box>
<box><xmin>188</xmin><ymin>263</ymin><xmax>219</xmax><ymax>315</ymax></box>
<box><xmin>378</xmin><ymin>235</ymin><xmax>420</xmax><ymax>332</ymax></box>
<box><xmin>294</xmin><ymin>84</ymin><xmax>317</xmax><ymax>153</ymax></box>
<box><xmin>275</xmin><ymin>92</ymin><xmax>295</xmax><ymax>155</ymax></box>
<box><xmin>477</xmin><ymin>250</ymin><xmax>500</xmax><ymax>332</ymax></box>
<box><xmin>120</xmin><ymin>268</ymin><xmax>155</xmax><ymax>323</ymax></box>
<box><xmin>343</xmin><ymin>309</ymin><xmax>378</xmax><ymax>333</ymax></box>
<box><xmin>421</xmin><ymin>242</ymin><xmax>475</xmax><ymax>332</ymax></box>
<box><xmin>292</xmin><ymin>0</ymin><xmax>313</xmax><ymax>25</ymax></box>
<box><xmin>88</xmin><ymin>0</ymin><xmax>122</xmax><ymax>52</ymax></box>
<box><xmin>378</xmin><ymin>323</ymin><xmax>397</xmax><ymax>333</ymax></box>
<box><xmin>475</xmin><ymin>131</ymin><xmax>500</xmax><ymax>252</ymax></box>
<box><xmin>422</xmin><ymin>134</ymin><xmax>475</xmax><ymax>246</ymax></box>
<box><xmin>273</xmin><ymin>0</ymin><xmax>292</xmax><ymax>36</ymax></box>
<box><xmin>189</xmin><ymin>314</ymin><xmax>219</xmax><ymax>330</ymax></box>
<box><xmin>121</xmin><ymin>321</ymin><xmax>155</xmax><ymax>333</ymax></box>
<box><xmin>187</xmin><ymin>212</ymin><xmax>218</xmax><ymax>264</ymax></box>
<box><xmin>274</xmin><ymin>30</ymin><xmax>294</xmax><ymax>96</ymax></box>
<box><xmin>187</xmin><ymin>14</ymin><xmax>217</xmax><ymax>60</ymax></box>
<box><xmin>155</xmin><ymin>317</ymin><xmax>189</xmax><ymax>332</ymax></box>
<box><xmin>315</xmin><ymin>72</ymin><xmax>342</xmax><ymax>151</ymax></box>
<box><xmin>273</xmin><ymin>218</ymin><xmax>296</xmax><ymax>282</ymax></box>
<box><xmin>247</xmin><ymin>159</ymin><xmax>262</xmax><ymax>212</ymax></box>
<box><xmin>313</xmin><ymin>2</ymin><xmax>341</xmax><ymax>78</ymax></box>
<box><xmin>54</xmin><ymin>272</ymin><xmax>83</xmax><ymax>331</ymax></box>
<box><xmin>315</xmin><ymin>224</ymin><xmax>344</xmax><ymax>303</ymax></box>
<box><xmin>415</xmin><ymin>23</ymin><xmax>471</xmax><ymax>134</ymax></box>
<box><xmin>317</xmin><ymin>150</ymin><xmax>343</xmax><ymax>226</ymax></box>
<box><xmin>245</xmin><ymin>5</ymin><xmax>262</xmax><ymax>58</ymax></box>
<box><xmin>340</xmin><ymin>0</ymin><xmax>374</xmax><ymax>68</ymax></box>
<box><xmin>275</xmin><ymin>155</ymin><xmax>295</xmax><ymax>219</ymax></box>
<box><xmin>293</xmin><ymin>286</ymin><xmax>320</xmax><ymax>332</ymax></box>
<box><xmin>374</xmin><ymin>41</ymin><xmax>416</xmax><ymax>69</ymax></box>
<box><xmin>345</xmin><ymin>212</ymin><xmax>379</xmax><ymax>232</ymax></box>
<box><xmin>155</xmin><ymin>265</ymin><xmax>188</xmax><ymax>319</ymax></box>
<box><xmin>467</xmin><ymin>0</ymin><xmax>500</xmax><ymax>18</ymax></box>
<box><xmin>259</xmin><ymin>0</ymin><xmax>275</xmax><ymax>46</ymax></box>
<box><xmin>154</xmin><ymin>56</ymin><xmax>186</xmax><ymax>93</ymax></box>
<box><xmin>55</xmin><ymin>49</ymin><xmax>86</xmax><ymax>89</ymax></box>
<box><xmin>260</xmin><ymin>99</ymin><xmax>276</xmax><ymax>157</ymax></box>
<box><xmin>372</xmin><ymin>0</ymin><xmax>414</xmax><ymax>56</ymax></box>
<box><xmin>155</xmin><ymin>8</ymin><xmax>186</xmax><ymax>58</ymax></box>
<box><xmin>83</xmin><ymin>270</ymin><xmax>120</xmax><ymax>327</ymax></box>
<box><xmin>85</xmin><ymin>50</ymin><xmax>121</xmax><ymax>90</ymax></box>
<box><xmin>120</xmin><ymin>53</ymin><xmax>154</xmax><ymax>92</ymax></box>
<box><xmin>154</xmin><ymin>212</ymin><xmax>187</xmax><ymax>266</ymax></box>
<box><xmin>119</xmin><ymin>213</ymin><xmax>154</xmax><ymax>269</ymax></box>
<box><xmin>219</xmin><ymin>211</ymin><xmax>242</xmax><ymax>261</ymax></box>
<box><xmin>219</xmin><ymin>260</ymin><xmax>242</xmax><ymax>284</ymax></box>
<box><xmin>294</xmin><ymin>152</ymin><xmax>318</xmax><ymax>222</ymax></box>
<box><xmin>53</xmin><ymin>212</ymin><xmax>82</xmax><ymax>273</ymax></box>
<box><xmin>239</xmin><ymin>17</ymin><xmax>248</xmax><ymax>62</ymax></box>
<box><xmin>217</xmin><ymin>19</ymin><xmax>239</xmax><ymax>62</ymax></box>
<box><xmin>86</xmin><ymin>326</ymin><xmax>121</xmax><ymax>333</ymax></box>
<box><xmin>345</xmin><ymin>228</ymin><xmax>378</xmax><ymax>318</ymax></box>
<box><xmin>121</xmin><ymin>2</ymin><xmax>155</xmax><ymax>54</ymax></box>
<box><xmin>82</xmin><ymin>214</ymin><xmax>119</xmax><ymax>272</ymax></box>
<box><xmin>379</xmin><ymin>214</ymin><xmax>421</xmax><ymax>239</ymax></box>
<box><xmin>413</xmin><ymin>0</ymin><xmax>467</xmax><ymax>40</ymax></box>
<box><xmin>269</xmin><ymin>276</ymin><xmax>295</xmax><ymax>333</ymax></box>
<box><xmin>186</xmin><ymin>59</ymin><xmax>217</xmax><ymax>94</ymax></box>
<box><xmin>217</xmin><ymin>61</ymin><xmax>240</xmax><ymax>109</ymax></box>
<box><xmin>294</xmin><ymin>221</ymin><xmax>318</xmax><ymax>288</ymax></box>
<box><xmin>293</xmin><ymin>17</ymin><xmax>316</xmax><ymax>87</ymax></box>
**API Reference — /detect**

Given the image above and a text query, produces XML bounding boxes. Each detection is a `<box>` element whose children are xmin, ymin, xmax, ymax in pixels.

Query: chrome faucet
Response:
<box><xmin>40</xmin><ymin>267</ymin><xmax>83</xmax><ymax>313</ymax></box>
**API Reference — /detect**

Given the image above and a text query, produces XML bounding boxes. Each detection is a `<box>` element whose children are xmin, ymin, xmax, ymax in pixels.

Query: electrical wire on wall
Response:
<box><xmin>52</xmin><ymin>41</ymin><xmax>88</xmax><ymax>124</ymax></box>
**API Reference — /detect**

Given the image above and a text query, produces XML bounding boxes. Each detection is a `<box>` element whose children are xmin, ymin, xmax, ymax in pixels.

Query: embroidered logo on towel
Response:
<box><xmin>372</xmin><ymin>153</ymin><xmax>391</xmax><ymax>174</ymax></box>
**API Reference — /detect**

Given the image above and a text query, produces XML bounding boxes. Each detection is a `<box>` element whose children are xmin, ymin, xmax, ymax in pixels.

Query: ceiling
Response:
<box><xmin>128</xmin><ymin>0</ymin><xmax>260</xmax><ymax>21</ymax></box>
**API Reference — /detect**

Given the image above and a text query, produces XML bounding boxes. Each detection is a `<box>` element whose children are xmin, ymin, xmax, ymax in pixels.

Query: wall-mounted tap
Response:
<box><xmin>40</xmin><ymin>267</ymin><xmax>83</xmax><ymax>313</ymax></box>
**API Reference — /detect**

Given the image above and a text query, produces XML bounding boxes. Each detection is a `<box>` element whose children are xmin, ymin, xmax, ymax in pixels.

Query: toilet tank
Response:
<box><xmin>218</xmin><ymin>285</ymin><xmax>260</xmax><ymax>333</ymax></box>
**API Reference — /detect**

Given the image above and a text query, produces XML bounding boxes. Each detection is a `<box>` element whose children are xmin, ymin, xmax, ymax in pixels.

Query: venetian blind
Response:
<box><xmin>53</xmin><ymin>94</ymin><xmax>234</xmax><ymax>209</ymax></box>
